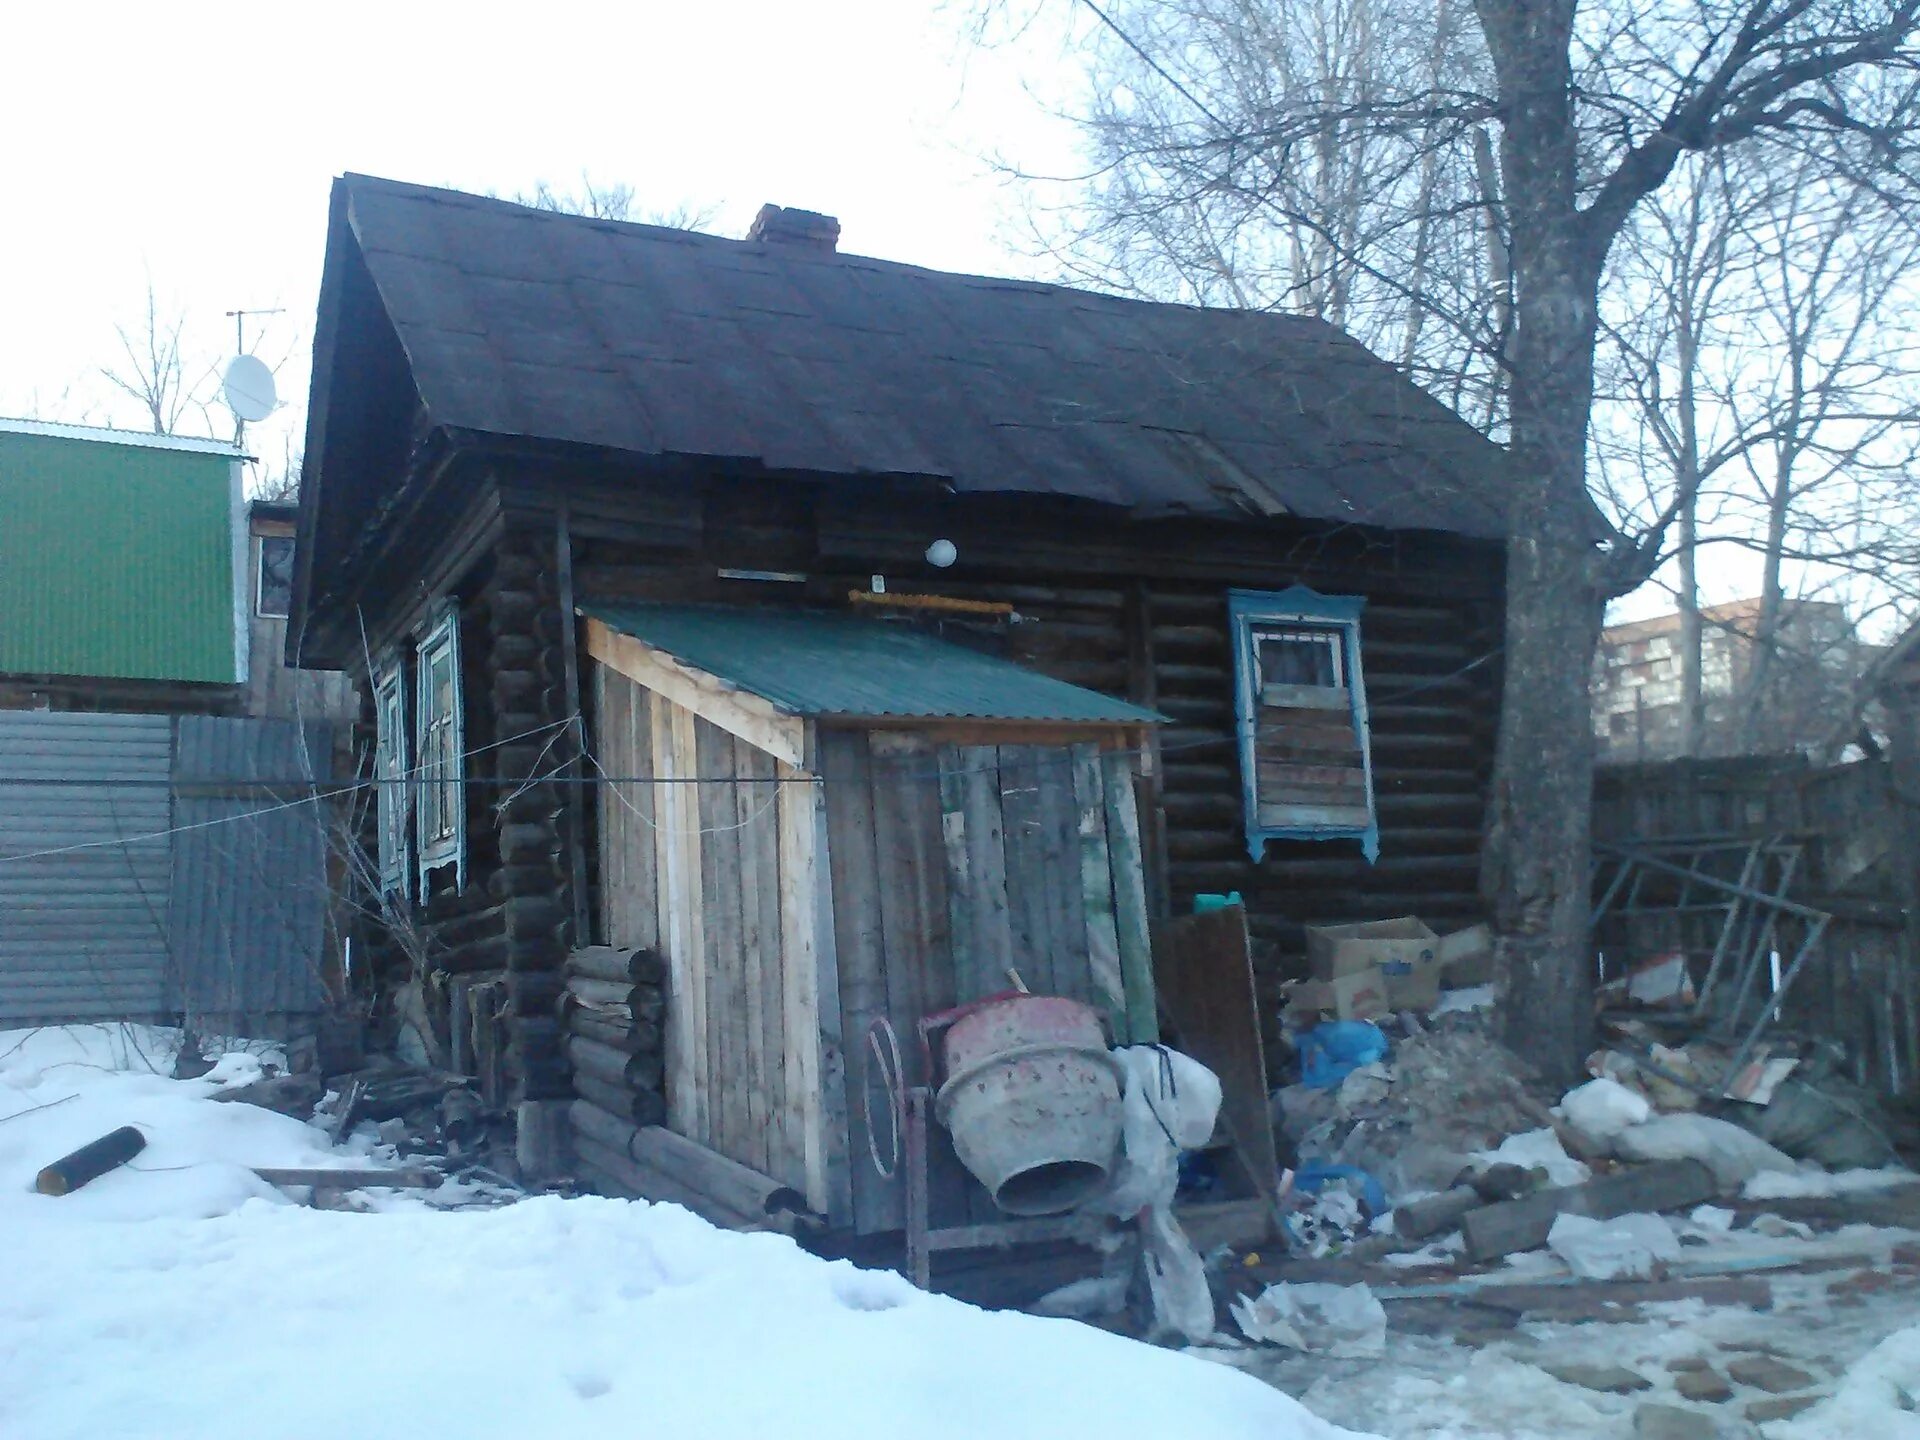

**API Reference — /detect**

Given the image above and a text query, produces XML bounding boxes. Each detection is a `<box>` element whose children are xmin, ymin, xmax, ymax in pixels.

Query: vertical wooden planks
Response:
<box><xmin>1035</xmin><ymin>747</ymin><xmax>1092</xmax><ymax>1007</ymax></box>
<box><xmin>996</xmin><ymin>745</ymin><xmax>1057</xmax><ymax>998</ymax></box>
<box><xmin>776</xmin><ymin>753</ymin><xmax>828</xmax><ymax>1215</ymax></box>
<box><xmin>819</xmin><ymin>730</ymin><xmax>897</xmax><ymax>1232</ymax></box>
<box><xmin>734</xmin><ymin>737</ymin><xmax>777</xmax><ymax>1180</ymax></box>
<box><xmin>695</xmin><ymin>718</ymin><xmax>748</xmax><ymax>1168</ymax></box>
<box><xmin>650</xmin><ymin>693</ymin><xmax>706</xmax><ymax>1142</ymax></box>
<box><xmin>1104</xmin><ymin>749</ymin><xmax>1159</xmax><ymax>1044</ymax></box>
<box><xmin>593</xmin><ymin>666</ymin><xmax>658</xmax><ymax>950</ymax></box>
<box><xmin>812</xmin><ymin>769</ymin><xmax>852</xmax><ymax>1226</ymax></box>
<box><xmin>942</xmin><ymin>745</ymin><xmax>1013</xmax><ymax>1004</ymax></box>
<box><xmin>1073</xmin><ymin>743</ymin><xmax>1127</xmax><ymax>1038</ymax></box>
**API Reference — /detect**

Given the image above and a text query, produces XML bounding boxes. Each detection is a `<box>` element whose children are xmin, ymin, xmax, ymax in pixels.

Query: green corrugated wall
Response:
<box><xmin>0</xmin><ymin>430</ymin><xmax>237</xmax><ymax>683</ymax></box>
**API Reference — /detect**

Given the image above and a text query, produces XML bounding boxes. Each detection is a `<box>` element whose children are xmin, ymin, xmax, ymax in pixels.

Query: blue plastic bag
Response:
<box><xmin>1293</xmin><ymin>1162</ymin><xmax>1389</xmax><ymax>1218</ymax></box>
<box><xmin>1297</xmin><ymin>1020</ymin><xmax>1389</xmax><ymax>1091</ymax></box>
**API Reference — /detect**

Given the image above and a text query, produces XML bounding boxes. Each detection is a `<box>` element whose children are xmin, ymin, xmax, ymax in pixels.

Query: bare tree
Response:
<box><xmin>975</xmin><ymin>0</ymin><xmax>1920</xmax><ymax>1076</ymax></box>
<box><xmin>510</xmin><ymin>174</ymin><xmax>721</xmax><ymax>231</ymax></box>
<box><xmin>101</xmin><ymin>281</ymin><xmax>196</xmax><ymax>435</ymax></box>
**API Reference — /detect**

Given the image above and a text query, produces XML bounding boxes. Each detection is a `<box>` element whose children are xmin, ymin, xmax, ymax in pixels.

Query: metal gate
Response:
<box><xmin>0</xmin><ymin>711</ymin><xmax>173</xmax><ymax>1022</ymax></box>
<box><xmin>0</xmin><ymin>710</ymin><xmax>336</xmax><ymax>1031</ymax></box>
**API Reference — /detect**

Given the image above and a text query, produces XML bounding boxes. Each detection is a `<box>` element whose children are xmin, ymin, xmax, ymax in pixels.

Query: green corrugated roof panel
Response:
<box><xmin>0</xmin><ymin>425</ymin><xmax>239</xmax><ymax>684</ymax></box>
<box><xmin>585</xmin><ymin>602</ymin><xmax>1166</xmax><ymax>726</ymax></box>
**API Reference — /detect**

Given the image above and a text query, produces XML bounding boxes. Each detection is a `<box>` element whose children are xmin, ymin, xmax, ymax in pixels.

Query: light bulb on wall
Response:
<box><xmin>925</xmin><ymin>538</ymin><xmax>958</xmax><ymax>568</ymax></box>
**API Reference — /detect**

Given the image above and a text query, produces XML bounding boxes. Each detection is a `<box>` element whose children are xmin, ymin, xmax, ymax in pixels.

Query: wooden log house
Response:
<box><xmin>289</xmin><ymin>177</ymin><xmax>1513</xmax><ymax>1231</ymax></box>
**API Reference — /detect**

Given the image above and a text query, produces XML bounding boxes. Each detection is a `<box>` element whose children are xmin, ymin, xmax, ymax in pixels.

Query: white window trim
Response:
<box><xmin>414</xmin><ymin>607</ymin><xmax>466</xmax><ymax>893</ymax></box>
<box><xmin>372</xmin><ymin>662</ymin><xmax>409</xmax><ymax>896</ymax></box>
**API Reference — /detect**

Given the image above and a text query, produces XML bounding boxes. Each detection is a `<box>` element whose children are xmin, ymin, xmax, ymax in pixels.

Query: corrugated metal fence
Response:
<box><xmin>0</xmin><ymin>710</ymin><xmax>336</xmax><ymax>1033</ymax></box>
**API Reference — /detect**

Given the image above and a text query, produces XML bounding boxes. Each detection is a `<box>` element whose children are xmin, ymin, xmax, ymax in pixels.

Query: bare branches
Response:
<box><xmin>509</xmin><ymin>175</ymin><xmax>721</xmax><ymax>232</ymax></box>
<box><xmin>100</xmin><ymin>281</ymin><xmax>193</xmax><ymax>435</ymax></box>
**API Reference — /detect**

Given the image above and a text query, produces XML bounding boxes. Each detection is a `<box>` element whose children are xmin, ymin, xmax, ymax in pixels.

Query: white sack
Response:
<box><xmin>1231</xmin><ymin>1282</ymin><xmax>1387</xmax><ymax>1358</ymax></box>
<box><xmin>1561</xmin><ymin>1078</ymin><xmax>1652</xmax><ymax>1142</ymax></box>
<box><xmin>1613</xmin><ymin>1113</ymin><xmax>1796</xmax><ymax>1190</ymax></box>
<box><xmin>1547</xmin><ymin>1211</ymin><xmax>1681</xmax><ymax>1280</ymax></box>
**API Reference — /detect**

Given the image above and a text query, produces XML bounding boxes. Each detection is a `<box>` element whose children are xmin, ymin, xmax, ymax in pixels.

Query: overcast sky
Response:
<box><xmin>0</xmin><ymin>2</ymin><xmax>1079</xmax><ymax>474</ymax></box>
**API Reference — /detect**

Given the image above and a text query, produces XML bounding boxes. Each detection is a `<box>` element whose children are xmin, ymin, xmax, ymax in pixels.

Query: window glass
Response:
<box><xmin>256</xmin><ymin>536</ymin><xmax>294</xmax><ymax>618</ymax></box>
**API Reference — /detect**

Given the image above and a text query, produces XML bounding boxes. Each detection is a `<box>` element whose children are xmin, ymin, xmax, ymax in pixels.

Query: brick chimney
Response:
<box><xmin>748</xmin><ymin>204</ymin><xmax>840</xmax><ymax>252</ymax></box>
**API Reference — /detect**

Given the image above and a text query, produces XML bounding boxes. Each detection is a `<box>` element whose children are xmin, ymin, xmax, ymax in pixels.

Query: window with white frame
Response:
<box><xmin>414</xmin><ymin>609</ymin><xmax>465</xmax><ymax>890</ymax></box>
<box><xmin>1230</xmin><ymin>587</ymin><xmax>1378</xmax><ymax>862</ymax></box>
<box><xmin>372</xmin><ymin>663</ymin><xmax>409</xmax><ymax>895</ymax></box>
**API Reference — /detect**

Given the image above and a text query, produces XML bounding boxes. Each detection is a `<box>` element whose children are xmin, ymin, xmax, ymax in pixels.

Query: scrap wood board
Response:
<box><xmin>1151</xmin><ymin>905</ymin><xmax>1278</xmax><ymax>1201</ymax></box>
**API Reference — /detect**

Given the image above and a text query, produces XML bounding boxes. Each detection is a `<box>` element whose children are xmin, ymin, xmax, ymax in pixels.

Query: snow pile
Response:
<box><xmin>1769</xmin><ymin>1323</ymin><xmax>1920</xmax><ymax>1439</ymax></box>
<box><xmin>0</xmin><ymin>1024</ymin><xmax>369</xmax><ymax>1223</ymax></box>
<box><xmin>0</xmin><ymin>1028</ymin><xmax>1372</xmax><ymax>1440</ymax></box>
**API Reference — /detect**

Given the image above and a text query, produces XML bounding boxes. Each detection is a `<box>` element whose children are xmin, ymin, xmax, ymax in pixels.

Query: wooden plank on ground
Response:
<box><xmin>1072</xmin><ymin>743</ymin><xmax>1126</xmax><ymax>1036</ymax></box>
<box><xmin>1103</xmin><ymin>749</ymin><xmax>1157</xmax><ymax>1045</ymax></box>
<box><xmin>1152</xmin><ymin>907</ymin><xmax>1275</xmax><ymax>1199</ymax></box>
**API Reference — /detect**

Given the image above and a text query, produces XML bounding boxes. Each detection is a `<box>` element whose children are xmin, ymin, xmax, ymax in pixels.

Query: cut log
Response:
<box><xmin>208</xmin><ymin>1073</ymin><xmax>323</xmax><ymax>1117</ymax></box>
<box><xmin>1461</xmin><ymin>1160</ymin><xmax>1718</xmax><ymax>1261</ymax></box>
<box><xmin>565</xmin><ymin>978</ymin><xmax>635</xmax><ymax>1010</ymax></box>
<box><xmin>568</xmin><ymin>1100</ymin><xmax>807</xmax><ymax>1220</ymax></box>
<box><xmin>516</xmin><ymin>1099</ymin><xmax>570</xmax><ymax>1183</ymax></box>
<box><xmin>252</xmin><ymin>1167</ymin><xmax>441</xmax><ymax>1190</ymax></box>
<box><xmin>571</xmin><ymin>1073</ymin><xmax>669</xmax><ymax>1128</ymax></box>
<box><xmin>35</xmin><ymin>1126</ymin><xmax>146</xmax><ymax>1195</ymax></box>
<box><xmin>574</xmin><ymin>1134</ymin><xmax>755</xmax><ymax>1229</ymax></box>
<box><xmin>566</xmin><ymin>946</ymin><xmax>667</xmax><ymax>986</ymax></box>
<box><xmin>1394</xmin><ymin>1185</ymin><xmax>1482</xmax><ymax>1241</ymax></box>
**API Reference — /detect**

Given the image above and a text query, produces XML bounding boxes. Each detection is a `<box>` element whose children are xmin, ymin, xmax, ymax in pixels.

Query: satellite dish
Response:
<box><xmin>222</xmin><ymin>354</ymin><xmax>277</xmax><ymax>423</ymax></box>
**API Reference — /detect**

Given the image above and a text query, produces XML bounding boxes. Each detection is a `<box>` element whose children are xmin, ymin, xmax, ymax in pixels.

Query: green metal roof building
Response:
<box><xmin>0</xmin><ymin>420</ymin><xmax>245</xmax><ymax>692</ymax></box>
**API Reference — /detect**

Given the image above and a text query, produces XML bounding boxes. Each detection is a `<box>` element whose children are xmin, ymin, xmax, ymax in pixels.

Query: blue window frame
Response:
<box><xmin>414</xmin><ymin>607</ymin><xmax>466</xmax><ymax>892</ymax></box>
<box><xmin>1230</xmin><ymin>587</ymin><xmax>1379</xmax><ymax>862</ymax></box>
<box><xmin>372</xmin><ymin>660</ymin><xmax>409</xmax><ymax>896</ymax></box>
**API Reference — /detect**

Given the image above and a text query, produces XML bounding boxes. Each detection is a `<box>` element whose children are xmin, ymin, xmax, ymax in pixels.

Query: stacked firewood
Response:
<box><xmin>561</xmin><ymin>947</ymin><xmax>668</xmax><ymax>1129</ymax></box>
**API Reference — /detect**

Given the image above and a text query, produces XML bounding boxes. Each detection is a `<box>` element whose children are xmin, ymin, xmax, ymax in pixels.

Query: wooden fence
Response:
<box><xmin>1593</xmin><ymin>754</ymin><xmax>1920</xmax><ymax>1098</ymax></box>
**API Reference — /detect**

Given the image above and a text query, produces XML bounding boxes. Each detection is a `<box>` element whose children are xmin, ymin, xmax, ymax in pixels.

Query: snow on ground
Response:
<box><xmin>1744</xmin><ymin>1165</ymin><xmax>1919</xmax><ymax>1201</ymax></box>
<box><xmin>1773</xmin><ymin>1323</ymin><xmax>1920</xmax><ymax>1439</ymax></box>
<box><xmin>0</xmin><ymin>1027</ymin><xmax>1372</xmax><ymax>1440</ymax></box>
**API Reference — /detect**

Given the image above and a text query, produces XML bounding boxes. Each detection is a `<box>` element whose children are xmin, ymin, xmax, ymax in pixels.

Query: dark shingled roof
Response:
<box><xmin>335</xmin><ymin>174</ymin><xmax>1512</xmax><ymax>539</ymax></box>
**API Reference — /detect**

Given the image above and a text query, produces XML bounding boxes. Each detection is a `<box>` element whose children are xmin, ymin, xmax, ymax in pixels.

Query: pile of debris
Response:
<box><xmin>1230</xmin><ymin>914</ymin><xmax>1919</xmax><ymax>1384</ymax></box>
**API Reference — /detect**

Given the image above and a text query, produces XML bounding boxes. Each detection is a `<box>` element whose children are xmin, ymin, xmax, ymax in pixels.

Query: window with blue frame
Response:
<box><xmin>1229</xmin><ymin>587</ymin><xmax>1379</xmax><ymax>862</ymax></box>
<box><xmin>372</xmin><ymin>661</ymin><xmax>409</xmax><ymax>896</ymax></box>
<box><xmin>414</xmin><ymin>608</ymin><xmax>466</xmax><ymax>892</ymax></box>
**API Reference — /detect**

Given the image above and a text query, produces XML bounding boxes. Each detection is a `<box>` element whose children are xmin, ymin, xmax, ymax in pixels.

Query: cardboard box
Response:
<box><xmin>1306</xmin><ymin>918</ymin><xmax>1440</xmax><ymax>981</ymax></box>
<box><xmin>1436</xmin><ymin>924</ymin><xmax>1495</xmax><ymax>987</ymax></box>
<box><xmin>1288</xmin><ymin>966</ymin><xmax>1390</xmax><ymax>1022</ymax></box>
<box><xmin>1384</xmin><ymin>954</ymin><xmax>1443</xmax><ymax>1011</ymax></box>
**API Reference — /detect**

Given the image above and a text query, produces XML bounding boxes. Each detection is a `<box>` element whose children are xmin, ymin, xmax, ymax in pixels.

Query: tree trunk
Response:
<box><xmin>1477</xmin><ymin>0</ymin><xmax>1609</xmax><ymax>1083</ymax></box>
